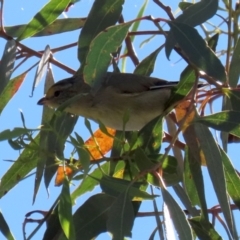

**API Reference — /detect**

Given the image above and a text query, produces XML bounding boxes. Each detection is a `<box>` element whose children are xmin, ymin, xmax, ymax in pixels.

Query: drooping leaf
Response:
<box><xmin>83</xmin><ymin>22</ymin><xmax>132</xmax><ymax>89</ymax></box>
<box><xmin>189</xmin><ymin>217</ymin><xmax>223</xmax><ymax>240</ymax></box>
<box><xmin>162</xmin><ymin>188</ymin><xmax>193</xmax><ymax>240</ymax></box>
<box><xmin>176</xmin><ymin>0</ymin><xmax>218</xmax><ymax>27</ymax></box>
<box><xmin>43</xmin><ymin>112</ymin><xmax>78</xmax><ymax>189</ymax></box>
<box><xmin>0</xmin><ymin>40</ymin><xmax>16</xmax><ymax>95</ymax></box>
<box><xmin>0</xmin><ymin>210</ymin><xmax>15</xmax><ymax>240</ymax></box>
<box><xmin>166</xmin><ymin>0</ymin><xmax>218</xmax><ymax>58</ymax></box>
<box><xmin>73</xmin><ymin>194</ymin><xmax>115</xmax><ymax>239</ymax></box>
<box><xmin>0</xmin><ymin>72</ymin><xmax>27</xmax><ymax>115</ymax></box>
<box><xmin>31</xmin><ymin>45</ymin><xmax>51</xmax><ymax>96</ymax></box>
<box><xmin>100</xmin><ymin>175</ymin><xmax>155</xmax><ymax>200</ymax></box>
<box><xmin>220</xmin><ymin>147</ymin><xmax>240</xmax><ymax>209</ymax></box>
<box><xmin>107</xmin><ymin>192</ymin><xmax>134</xmax><ymax>239</ymax></box>
<box><xmin>58</xmin><ymin>179</ymin><xmax>75</xmax><ymax>240</ymax></box>
<box><xmin>184</xmin><ymin>146</ymin><xmax>208</xmax><ymax>220</ymax></box>
<box><xmin>0</xmin><ymin>134</ymin><xmax>40</xmax><ymax>198</ymax></box>
<box><xmin>134</xmin><ymin>116</ymin><xmax>163</xmax><ymax>154</ymax></box>
<box><xmin>71</xmin><ymin>163</ymin><xmax>109</xmax><ymax>203</ymax></box>
<box><xmin>78</xmin><ymin>0</ymin><xmax>124</xmax><ymax>64</ymax></box>
<box><xmin>194</xmin><ymin>122</ymin><xmax>234</xmax><ymax>236</ymax></box>
<box><xmin>229</xmin><ymin>37</ymin><xmax>240</xmax><ymax>87</ymax></box>
<box><xmin>17</xmin><ymin>0</ymin><xmax>71</xmax><ymax>41</ymax></box>
<box><xmin>195</xmin><ymin>111</ymin><xmax>240</xmax><ymax>138</ymax></box>
<box><xmin>134</xmin><ymin>46</ymin><xmax>163</xmax><ymax>76</ymax></box>
<box><xmin>0</xmin><ymin>127</ymin><xmax>35</xmax><ymax>141</ymax></box>
<box><xmin>5</xmin><ymin>18</ymin><xmax>86</xmax><ymax>38</ymax></box>
<box><xmin>33</xmin><ymin>67</ymin><xmax>55</xmax><ymax>203</ymax></box>
<box><xmin>168</xmin><ymin>22</ymin><xmax>226</xmax><ymax>82</ymax></box>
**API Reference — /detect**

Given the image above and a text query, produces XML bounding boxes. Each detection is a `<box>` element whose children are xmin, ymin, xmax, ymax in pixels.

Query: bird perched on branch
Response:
<box><xmin>37</xmin><ymin>72</ymin><xmax>196</xmax><ymax>131</ymax></box>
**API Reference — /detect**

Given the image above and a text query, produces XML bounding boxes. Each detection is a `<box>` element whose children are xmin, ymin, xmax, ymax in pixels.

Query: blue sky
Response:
<box><xmin>0</xmin><ymin>0</ymin><xmax>239</xmax><ymax>239</ymax></box>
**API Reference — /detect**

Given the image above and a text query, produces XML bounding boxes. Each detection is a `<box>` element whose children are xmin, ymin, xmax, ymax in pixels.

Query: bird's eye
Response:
<box><xmin>54</xmin><ymin>90</ymin><xmax>61</xmax><ymax>97</ymax></box>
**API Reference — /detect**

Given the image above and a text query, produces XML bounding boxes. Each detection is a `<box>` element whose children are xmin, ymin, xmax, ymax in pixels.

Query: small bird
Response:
<box><xmin>37</xmin><ymin>72</ymin><xmax>184</xmax><ymax>131</ymax></box>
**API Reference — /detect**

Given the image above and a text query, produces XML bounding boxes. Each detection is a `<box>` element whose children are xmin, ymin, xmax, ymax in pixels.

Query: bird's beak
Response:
<box><xmin>37</xmin><ymin>97</ymin><xmax>47</xmax><ymax>105</ymax></box>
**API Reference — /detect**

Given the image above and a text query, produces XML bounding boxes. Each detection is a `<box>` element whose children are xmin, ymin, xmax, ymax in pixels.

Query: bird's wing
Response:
<box><xmin>103</xmin><ymin>72</ymin><xmax>178</xmax><ymax>93</ymax></box>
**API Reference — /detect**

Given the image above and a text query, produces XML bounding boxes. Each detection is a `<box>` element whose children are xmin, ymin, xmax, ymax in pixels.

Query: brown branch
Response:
<box><xmin>119</xmin><ymin>15</ymin><xmax>139</xmax><ymax>66</ymax></box>
<box><xmin>153</xmin><ymin>0</ymin><xmax>175</xmax><ymax>21</ymax></box>
<box><xmin>137</xmin><ymin>204</ymin><xmax>239</xmax><ymax>217</ymax></box>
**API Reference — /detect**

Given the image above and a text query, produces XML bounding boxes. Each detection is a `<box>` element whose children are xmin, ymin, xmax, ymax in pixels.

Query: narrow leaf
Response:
<box><xmin>83</xmin><ymin>22</ymin><xmax>131</xmax><ymax>89</ymax></box>
<box><xmin>220</xmin><ymin>148</ymin><xmax>240</xmax><ymax>209</ymax></box>
<box><xmin>0</xmin><ymin>40</ymin><xmax>16</xmax><ymax>94</ymax></box>
<box><xmin>78</xmin><ymin>0</ymin><xmax>124</xmax><ymax>63</ymax></box>
<box><xmin>17</xmin><ymin>0</ymin><xmax>71</xmax><ymax>41</ymax></box>
<box><xmin>196</xmin><ymin>111</ymin><xmax>240</xmax><ymax>138</ymax></box>
<box><xmin>107</xmin><ymin>192</ymin><xmax>134</xmax><ymax>239</ymax></box>
<box><xmin>100</xmin><ymin>175</ymin><xmax>154</xmax><ymax>200</ymax></box>
<box><xmin>31</xmin><ymin>45</ymin><xmax>51</xmax><ymax>96</ymax></box>
<box><xmin>0</xmin><ymin>210</ymin><xmax>15</xmax><ymax>240</ymax></box>
<box><xmin>168</xmin><ymin>22</ymin><xmax>226</xmax><ymax>82</ymax></box>
<box><xmin>5</xmin><ymin>18</ymin><xmax>86</xmax><ymax>38</ymax></box>
<box><xmin>73</xmin><ymin>194</ymin><xmax>115</xmax><ymax>239</ymax></box>
<box><xmin>33</xmin><ymin>67</ymin><xmax>55</xmax><ymax>203</ymax></box>
<box><xmin>229</xmin><ymin>37</ymin><xmax>240</xmax><ymax>87</ymax></box>
<box><xmin>194</xmin><ymin>122</ymin><xmax>234</xmax><ymax>235</ymax></box>
<box><xmin>58</xmin><ymin>179</ymin><xmax>75</xmax><ymax>240</ymax></box>
<box><xmin>162</xmin><ymin>188</ymin><xmax>193</xmax><ymax>240</ymax></box>
<box><xmin>0</xmin><ymin>134</ymin><xmax>40</xmax><ymax>198</ymax></box>
<box><xmin>0</xmin><ymin>72</ymin><xmax>27</xmax><ymax>114</ymax></box>
<box><xmin>166</xmin><ymin>0</ymin><xmax>218</xmax><ymax>58</ymax></box>
<box><xmin>134</xmin><ymin>46</ymin><xmax>163</xmax><ymax>76</ymax></box>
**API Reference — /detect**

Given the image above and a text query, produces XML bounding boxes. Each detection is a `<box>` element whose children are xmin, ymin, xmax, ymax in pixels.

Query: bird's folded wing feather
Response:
<box><xmin>103</xmin><ymin>72</ymin><xmax>178</xmax><ymax>93</ymax></box>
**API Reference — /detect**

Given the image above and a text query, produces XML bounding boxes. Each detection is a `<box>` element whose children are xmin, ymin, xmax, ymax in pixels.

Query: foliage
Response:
<box><xmin>0</xmin><ymin>0</ymin><xmax>240</xmax><ymax>239</ymax></box>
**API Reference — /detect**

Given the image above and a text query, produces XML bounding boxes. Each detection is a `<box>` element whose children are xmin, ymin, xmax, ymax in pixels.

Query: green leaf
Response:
<box><xmin>71</xmin><ymin>162</ymin><xmax>109</xmax><ymax>203</ymax></box>
<box><xmin>33</xmin><ymin>69</ymin><xmax>55</xmax><ymax>203</ymax></box>
<box><xmin>176</xmin><ymin>0</ymin><xmax>218</xmax><ymax>27</ymax></box>
<box><xmin>194</xmin><ymin>122</ymin><xmax>234</xmax><ymax>235</ymax></box>
<box><xmin>17</xmin><ymin>0</ymin><xmax>71</xmax><ymax>41</ymax></box>
<box><xmin>134</xmin><ymin>116</ymin><xmax>163</xmax><ymax>154</ymax></box>
<box><xmin>178</xmin><ymin>2</ymin><xmax>193</xmax><ymax>11</ymax></box>
<box><xmin>162</xmin><ymin>188</ymin><xmax>193</xmax><ymax>240</ymax></box>
<box><xmin>134</xmin><ymin>46</ymin><xmax>163</xmax><ymax>76</ymax></box>
<box><xmin>0</xmin><ymin>72</ymin><xmax>27</xmax><ymax>114</ymax></box>
<box><xmin>134</xmin><ymin>148</ymin><xmax>156</xmax><ymax>172</ymax></box>
<box><xmin>208</xmin><ymin>33</ymin><xmax>219</xmax><ymax>52</ymax></box>
<box><xmin>83</xmin><ymin>22</ymin><xmax>132</xmax><ymax>89</ymax></box>
<box><xmin>0</xmin><ymin>40</ymin><xmax>16</xmax><ymax>95</ymax></box>
<box><xmin>73</xmin><ymin>194</ymin><xmax>115</xmax><ymax>239</ymax></box>
<box><xmin>168</xmin><ymin>22</ymin><xmax>226</xmax><ymax>82</ymax></box>
<box><xmin>220</xmin><ymin>148</ymin><xmax>240</xmax><ymax>209</ymax></box>
<box><xmin>43</xmin><ymin>208</ymin><xmax>61</xmax><ymax>240</ymax></box>
<box><xmin>100</xmin><ymin>175</ymin><xmax>155</xmax><ymax>200</ymax></box>
<box><xmin>0</xmin><ymin>210</ymin><xmax>15</xmax><ymax>240</ymax></box>
<box><xmin>166</xmin><ymin>0</ymin><xmax>218</xmax><ymax>58</ymax></box>
<box><xmin>184</xmin><ymin>146</ymin><xmax>208</xmax><ymax>220</ymax></box>
<box><xmin>107</xmin><ymin>192</ymin><xmax>134</xmax><ymax>239</ymax></box>
<box><xmin>78</xmin><ymin>0</ymin><xmax>124</xmax><ymax>64</ymax></box>
<box><xmin>76</xmin><ymin>147</ymin><xmax>90</xmax><ymax>176</ymax></box>
<box><xmin>43</xmin><ymin>112</ymin><xmax>78</xmax><ymax>189</ymax></box>
<box><xmin>0</xmin><ymin>134</ymin><xmax>40</xmax><ymax>198</ymax></box>
<box><xmin>189</xmin><ymin>217</ymin><xmax>223</xmax><ymax>240</ymax></box>
<box><xmin>195</xmin><ymin>111</ymin><xmax>240</xmax><ymax>138</ymax></box>
<box><xmin>165</xmin><ymin>65</ymin><xmax>196</xmax><ymax>108</ymax></box>
<box><xmin>145</xmin><ymin>154</ymin><xmax>180</xmax><ymax>186</ymax></box>
<box><xmin>229</xmin><ymin>37</ymin><xmax>240</xmax><ymax>87</ymax></box>
<box><xmin>58</xmin><ymin>179</ymin><xmax>75</xmax><ymax>240</ymax></box>
<box><xmin>0</xmin><ymin>127</ymin><xmax>34</xmax><ymax>141</ymax></box>
<box><xmin>5</xmin><ymin>18</ymin><xmax>86</xmax><ymax>38</ymax></box>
